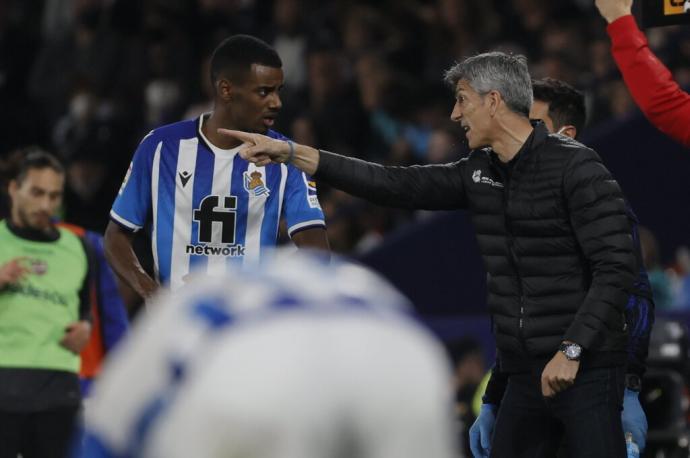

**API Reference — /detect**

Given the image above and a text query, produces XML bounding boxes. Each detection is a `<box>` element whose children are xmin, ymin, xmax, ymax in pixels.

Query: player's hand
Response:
<box><xmin>595</xmin><ymin>0</ymin><xmax>633</xmax><ymax>23</ymax></box>
<box><xmin>0</xmin><ymin>257</ymin><xmax>29</xmax><ymax>288</ymax></box>
<box><xmin>541</xmin><ymin>351</ymin><xmax>580</xmax><ymax>397</ymax></box>
<box><xmin>622</xmin><ymin>388</ymin><xmax>647</xmax><ymax>452</ymax></box>
<box><xmin>60</xmin><ymin>320</ymin><xmax>92</xmax><ymax>354</ymax></box>
<box><xmin>217</xmin><ymin>129</ymin><xmax>291</xmax><ymax>167</ymax></box>
<box><xmin>469</xmin><ymin>404</ymin><xmax>497</xmax><ymax>457</ymax></box>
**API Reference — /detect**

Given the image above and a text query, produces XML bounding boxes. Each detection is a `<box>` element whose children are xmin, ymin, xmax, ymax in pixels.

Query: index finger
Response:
<box><xmin>217</xmin><ymin>129</ymin><xmax>256</xmax><ymax>145</ymax></box>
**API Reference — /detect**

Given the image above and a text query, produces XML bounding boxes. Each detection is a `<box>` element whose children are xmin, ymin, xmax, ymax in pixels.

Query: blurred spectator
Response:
<box><xmin>671</xmin><ymin>246</ymin><xmax>690</xmax><ymax>309</ymax></box>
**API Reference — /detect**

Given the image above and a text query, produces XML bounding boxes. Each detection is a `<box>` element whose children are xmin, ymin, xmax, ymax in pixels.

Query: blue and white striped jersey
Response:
<box><xmin>110</xmin><ymin>115</ymin><xmax>326</xmax><ymax>290</ymax></box>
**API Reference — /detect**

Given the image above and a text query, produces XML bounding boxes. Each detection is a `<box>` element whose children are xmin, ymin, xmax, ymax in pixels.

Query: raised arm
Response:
<box><xmin>217</xmin><ymin>129</ymin><xmax>468</xmax><ymax>210</ymax></box>
<box><xmin>596</xmin><ymin>0</ymin><xmax>690</xmax><ymax>146</ymax></box>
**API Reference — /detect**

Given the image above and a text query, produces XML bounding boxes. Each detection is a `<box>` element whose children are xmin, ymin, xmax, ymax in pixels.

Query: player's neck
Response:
<box><xmin>203</xmin><ymin>112</ymin><xmax>244</xmax><ymax>150</ymax></box>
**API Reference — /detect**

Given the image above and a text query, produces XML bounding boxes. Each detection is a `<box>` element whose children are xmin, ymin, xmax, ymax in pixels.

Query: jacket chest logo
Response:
<box><xmin>472</xmin><ymin>169</ymin><xmax>504</xmax><ymax>189</ymax></box>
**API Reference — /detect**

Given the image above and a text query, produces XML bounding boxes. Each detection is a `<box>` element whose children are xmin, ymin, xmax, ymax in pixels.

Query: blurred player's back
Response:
<box><xmin>77</xmin><ymin>252</ymin><xmax>459</xmax><ymax>458</ymax></box>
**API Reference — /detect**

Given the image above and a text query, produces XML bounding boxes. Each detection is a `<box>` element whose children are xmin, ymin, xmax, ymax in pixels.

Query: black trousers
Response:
<box><xmin>490</xmin><ymin>366</ymin><xmax>626</xmax><ymax>458</ymax></box>
<box><xmin>0</xmin><ymin>407</ymin><xmax>79</xmax><ymax>458</ymax></box>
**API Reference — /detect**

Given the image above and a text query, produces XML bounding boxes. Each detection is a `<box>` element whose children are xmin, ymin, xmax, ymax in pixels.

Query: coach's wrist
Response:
<box><xmin>292</xmin><ymin>144</ymin><xmax>320</xmax><ymax>175</ymax></box>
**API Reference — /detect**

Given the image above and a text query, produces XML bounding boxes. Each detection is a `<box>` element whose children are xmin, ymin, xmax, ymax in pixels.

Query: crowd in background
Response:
<box><xmin>1</xmin><ymin>0</ymin><xmax>690</xmax><ymax>305</ymax></box>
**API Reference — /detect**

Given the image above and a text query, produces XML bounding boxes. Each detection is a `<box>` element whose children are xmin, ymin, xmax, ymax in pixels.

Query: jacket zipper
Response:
<box><xmin>499</xmin><ymin>165</ymin><xmax>527</xmax><ymax>351</ymax></box>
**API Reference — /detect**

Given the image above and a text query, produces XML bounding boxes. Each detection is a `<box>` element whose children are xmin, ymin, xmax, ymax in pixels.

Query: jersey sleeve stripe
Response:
<box><xmin>288</xmin><ymin>220</ymin><xmax>326</xmax><ymax>238</ymax></box>
<box><xmin>110</xmin><ymin>210</ymin><xmax>142</xmax><ymax>232</ymax></box>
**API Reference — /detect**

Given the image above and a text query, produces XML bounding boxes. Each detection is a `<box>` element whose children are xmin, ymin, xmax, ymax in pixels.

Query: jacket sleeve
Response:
<box><xmin>608</xmin><ymin>15</ymin><xmax>690</xmax><ymax>147</ymax></box>
<box><xmin>314</xmin><ymin>150</ymin><xmax>468</xmax><ymax>210</ymax></box>
<box><xmin>562</xmin><ymin>148</ymin><xmax>636</xmax><ymax>350</ymax></box>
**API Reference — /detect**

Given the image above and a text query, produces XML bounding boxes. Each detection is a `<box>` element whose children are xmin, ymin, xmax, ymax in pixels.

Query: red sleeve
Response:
<box><xmin>608</xmin><ymin>15</ymin><xmax>690</xmax><ymax>147</ymax></box>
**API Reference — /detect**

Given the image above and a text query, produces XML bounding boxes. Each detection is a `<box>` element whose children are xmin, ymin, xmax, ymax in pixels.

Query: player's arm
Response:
<box><xmin>292</xmin><ymin>227</ymin><xmax>330</xmax><ymax>252</ymax></box>
<box><xmin>104</xmin><ymin>221</ymin><xmax>157</xmax><ymax>300</ymax></box>
<box><xmin>596</xmin><ymin>0</ymin><xmax>690</xmax><ymax>146</ymax></box>
<box><xmin>106</xmin><ymin>131</ymin><xmax>160</xmax><ymax>301</ymax></box>
<box><xmin>217</xmin><ymin>129</ymin><xmax>468</xmax><ymax>210</ymax></box>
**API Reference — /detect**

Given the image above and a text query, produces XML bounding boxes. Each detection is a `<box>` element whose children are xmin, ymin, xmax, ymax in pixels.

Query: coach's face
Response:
<box><xmin>450</xmin><ymin>80</ymin><xmax>493</xmax><ymax>149</ymax></box>
<box><xmin>230</xmin><ymin>64</ymin><xmax>284</xmax><ymax>134</ymax></box>
<box><xmin>9</xmin><ymin>168</ymin><xmax>64</xmax><ymax>232</ymax></box>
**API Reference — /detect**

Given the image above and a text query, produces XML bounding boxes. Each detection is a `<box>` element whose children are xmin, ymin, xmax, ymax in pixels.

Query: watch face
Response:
<box><xmin>565</xmin><ymin>345</ymin><xmax>581</xmax><ymax>359</ymax></box>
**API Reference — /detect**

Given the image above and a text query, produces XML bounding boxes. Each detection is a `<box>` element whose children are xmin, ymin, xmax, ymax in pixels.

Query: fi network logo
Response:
<box><xmin>187</xmin><ymin>195</ymin><xmax>245</xmax><ymax>257</ymax></box>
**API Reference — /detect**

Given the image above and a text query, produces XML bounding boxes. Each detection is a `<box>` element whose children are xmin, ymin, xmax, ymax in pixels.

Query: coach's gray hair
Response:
<box><xmin>444</xmin><ymin>52</ymin><xmax>533</xmax><ymax>116</ymax></box>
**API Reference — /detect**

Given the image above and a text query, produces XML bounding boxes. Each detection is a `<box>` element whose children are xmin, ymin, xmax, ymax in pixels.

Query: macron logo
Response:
<box><xmin>179</xmin><ymin>171</ymin><xmax>192</xmax><ymax>187</ymax></box>
<box><xmin>472</xmin><ymin>170</ymin><xmax>481</xmax><ymax>183</ymax></box>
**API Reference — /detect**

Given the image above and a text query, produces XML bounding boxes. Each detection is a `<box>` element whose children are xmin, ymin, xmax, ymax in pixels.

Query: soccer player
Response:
<box><xmin>104</xmin><ymin>35</ymin><xmax>329</xmax><ymax>297</ymax></box>
<box><xmin>75</xmin><ymin>252</ymin><xmax>459</xmax><ymax>458</ymax></box>
<box><xmin>0</xmin><ymin>151</ymin><xmax>93</xmax><ymax>458</ymax></box>
<box><xmin>470</xmin><ymin>78</ymin><xmax>655</xmax><ymax>457</ymax></box>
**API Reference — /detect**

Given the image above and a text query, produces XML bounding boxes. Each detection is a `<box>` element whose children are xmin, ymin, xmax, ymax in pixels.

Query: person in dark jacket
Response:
<box><xmin>217</xmin><ymin>51</ymin><xmax>637</xmax><ymax>458</ymax></box>
<box><xmin>471</xmin><ymin>77</ymin><xmax>655</xmax><ymax>457</ymax></box>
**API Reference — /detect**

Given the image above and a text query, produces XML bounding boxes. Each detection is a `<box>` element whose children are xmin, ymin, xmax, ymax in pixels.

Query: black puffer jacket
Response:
<box><xmin>315</xmin><ymin>122</ymin><xmax>636</xmax><ymax>372</ymax></box>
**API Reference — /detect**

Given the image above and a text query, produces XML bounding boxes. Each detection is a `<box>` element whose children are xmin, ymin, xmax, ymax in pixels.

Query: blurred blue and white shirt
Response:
<box><xmin>110</xmin><ymin>115</ymin><xmax>325</xmax><ymax>290</ymax></box>
<box><xmin>76</xmin><ymin>253</ymin><xmax>458</xmax><ymax>458</ymax></box>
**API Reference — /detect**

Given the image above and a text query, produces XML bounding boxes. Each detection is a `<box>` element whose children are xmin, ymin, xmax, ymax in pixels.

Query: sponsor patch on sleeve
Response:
<box><xmin>304</xmin><ymin>176</ymin><xmax>321</xmax><ymax>209</ymax></box>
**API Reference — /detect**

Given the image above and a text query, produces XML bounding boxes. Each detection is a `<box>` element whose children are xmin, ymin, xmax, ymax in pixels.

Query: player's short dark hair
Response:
<box><xmin>532</xmin><ymin>78</ymin><xmax>586</xmax><ymax>137</ymax></box>
<box><xmin>15</xmin><ymin>149</ymin><xmax>65</xmax><ymax>184</ymax></box>
<box><xmin>210</xmin><ymin>35</ymin><xmax>282</xmax><ymax>86</ymax></box>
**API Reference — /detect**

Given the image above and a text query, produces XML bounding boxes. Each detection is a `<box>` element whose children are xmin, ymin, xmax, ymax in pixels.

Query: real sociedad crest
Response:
<box><xmin>243</xmin><ymin>170</ymin><xmax>270</xmax><ymax>197</ymax></box>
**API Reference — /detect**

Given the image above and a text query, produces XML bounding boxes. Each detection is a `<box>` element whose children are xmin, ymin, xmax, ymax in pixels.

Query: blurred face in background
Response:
<box><xmin>227</xmin><ymin>64</ymin><xmax>284</xmax><ymax>134</ymax></box>
<box><xmin>9</xmin><ymin>168</ymin><xmax>64</xmax><ymax>232</ymax></box>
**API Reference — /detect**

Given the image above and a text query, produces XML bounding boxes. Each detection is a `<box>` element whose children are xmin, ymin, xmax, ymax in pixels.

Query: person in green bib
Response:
<box><xmin>0</xmin><ymin>151</ymin><xmax>93</xmax><ymax>458</ymax></box>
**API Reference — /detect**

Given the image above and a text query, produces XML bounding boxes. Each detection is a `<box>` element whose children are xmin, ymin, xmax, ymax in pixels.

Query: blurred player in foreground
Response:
<box><xmin>74</xmin><ymin>251</ymin><xmax>459</xmax><ymax>458</ymax></box>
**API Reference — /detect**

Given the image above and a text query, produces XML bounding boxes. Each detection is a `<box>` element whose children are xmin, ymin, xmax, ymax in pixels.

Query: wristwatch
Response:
<box><xmin>559</xmin><ymin>342</ymin><xmax>582</xmax><ymax>361</ymax></box>
<box><xmin>625</xmin><ymin>374</ymin><xmax>642</xmax><ymax>392</ymax></box>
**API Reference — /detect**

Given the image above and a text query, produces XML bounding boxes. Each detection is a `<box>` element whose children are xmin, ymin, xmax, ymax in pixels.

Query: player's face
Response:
<box><xmin>9</xmin><ymin>168</ymin><xmax>64</xmax><ymax>231</ymax></box>
<box><xmin>529</xmin><ymin>100</ymin><xmax>556</xmax><ymax>132</ymax></box>
<box><xmin>231</xmin><ymin>64</ymin><xmax>284</xmax><ymax>134</ymax></box>
<box><xmin>450</xmin><ymin>80</ymin><xmax>493</xmax><ymax>149</ymax></box>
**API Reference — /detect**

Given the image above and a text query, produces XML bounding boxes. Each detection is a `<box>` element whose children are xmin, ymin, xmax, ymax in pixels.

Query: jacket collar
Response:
<box><xmin>488</xmin><ymin>120</ymin><xmax>548</xmax><ymax>169</ymax></box>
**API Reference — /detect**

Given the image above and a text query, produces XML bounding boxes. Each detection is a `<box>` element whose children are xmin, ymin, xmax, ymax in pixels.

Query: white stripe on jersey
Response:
<box><xmin>277</xmin><ymin>163</ymin><xmax>288</xmax><ymax>226</ymax></box>
<box><xmin>288</xmin><ymin>220</ymin><xmax>326</xmax><ymax>237</ymax></box>
<box><xmin>151</xmin><ymin>141</ymin><xmax>163</xmax><ymax>281</ymax></box>
<box><xmin>243</xmin><ymin>163</ymin><xmax>269</xmax><ymax>268</ymax></box>
<box><xmin>170</xmin><ymin>138</ymin><xmax>199</xmax><ymax>290</ymax></box>
<box><xmin>206</xmin><ymin>155</ymin><xmax>234</xmax><ymax>276</ymax></box>
<box><xmin>109</xmin><ymin>210</ymin><xmax>141</xmax><ymax>231</ymax></box>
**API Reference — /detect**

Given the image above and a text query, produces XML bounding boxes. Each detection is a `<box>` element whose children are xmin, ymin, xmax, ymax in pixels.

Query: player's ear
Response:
<box><xmin>217</xmin><ymin>78</ymin><xmax>233</xmax><ymax>102</ymax></box>
<box><xmin>8</xmin><ymin>179</ymin><xmax>18</xmax><ymax>199</ymax></box>
<box><xmin>556</xmin><ymin>125</ymin><xmax>577</xmax><ymax>139</ymax></box>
